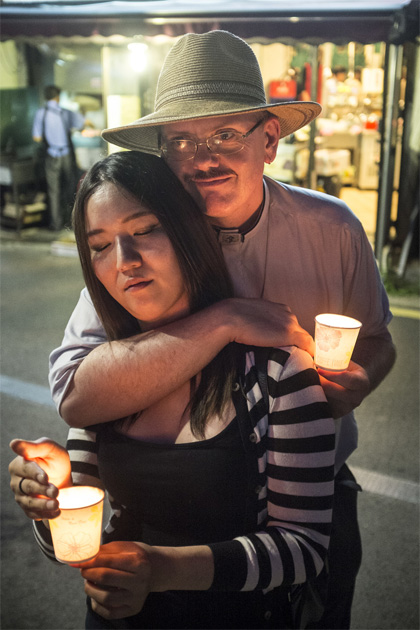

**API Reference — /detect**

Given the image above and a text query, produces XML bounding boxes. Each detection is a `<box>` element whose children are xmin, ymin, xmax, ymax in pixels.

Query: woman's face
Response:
<box><xmin>86</xmin><ymin>181</ymin><xmax>190</xmax><ymax>330</ymax></box>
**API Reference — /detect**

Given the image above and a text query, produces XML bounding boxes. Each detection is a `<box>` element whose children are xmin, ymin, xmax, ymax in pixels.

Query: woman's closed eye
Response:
<box><xmin>133</xmin><ymin>222</ymin><xmax>162</xmax><ymax>237</ymax></box>
<box><xmin>89</xmin><ymin>223</ymin><xmax>163</xmax><ymax>255</ymax></box>
<box><xmin>90</xmin><ymin>242</ymin><xmax>110</xmax><ymax>253</ymax></box>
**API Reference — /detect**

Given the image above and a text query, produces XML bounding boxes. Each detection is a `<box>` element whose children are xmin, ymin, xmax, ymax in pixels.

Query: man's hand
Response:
<box><xmin>9</xmin><ymin>438</ymin><xmax>72</xmax><ymax>520</ymax></box>
<box><xmin>225</xmin><ymin>298</ymin><xmax>315</xmax><ymax>356</ymax></box>
<box><xmin>74</xmin><ymin>542</ymin><xmax>152</xmax><ymax>620</ymax></box>
<box><xmin>317</xmin><ymin>361</ymin><xmax>371</xmax><ymax>419</ymax></box>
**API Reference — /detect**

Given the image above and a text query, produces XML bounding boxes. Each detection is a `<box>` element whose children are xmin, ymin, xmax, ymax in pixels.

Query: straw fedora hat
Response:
<box><xmin>102</xmin><ymin>30</ymin><xmax>321</xmax><ymax>155</ymax></box>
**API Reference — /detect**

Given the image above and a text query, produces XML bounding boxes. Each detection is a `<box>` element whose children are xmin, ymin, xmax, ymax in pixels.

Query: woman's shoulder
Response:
<box><xmin>244</xmin><ymin>345</ymin><xmax>314</xmax><ymax>375</ymax></box>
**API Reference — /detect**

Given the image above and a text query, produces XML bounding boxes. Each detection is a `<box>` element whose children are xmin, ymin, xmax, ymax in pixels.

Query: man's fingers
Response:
<box><xmin>293</xmin><ymin>330</ymin><xmax>315</xmax><ymax>357</ymax></box>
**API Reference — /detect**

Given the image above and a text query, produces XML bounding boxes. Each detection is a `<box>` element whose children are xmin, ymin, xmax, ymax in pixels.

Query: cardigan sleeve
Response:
<box><xmin>209</xmin><ymin>346</ymin><xmax>335</xmax><ymax>592</ymax></box>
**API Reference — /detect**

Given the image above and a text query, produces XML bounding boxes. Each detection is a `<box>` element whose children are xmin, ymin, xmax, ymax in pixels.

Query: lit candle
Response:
<box><xmin>314</xmin><ymin>314</ymin><xmax>362</xmax><ymax>371</ymax></box>
<box><xmin>49</xmin><ymin>486</ymin><xmax>104</xmax><ymax>564</ymax></box>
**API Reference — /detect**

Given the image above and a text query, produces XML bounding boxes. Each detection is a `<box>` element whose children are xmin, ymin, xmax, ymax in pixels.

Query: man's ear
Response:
<box><xmin>263</xmin><ymin>117</ymin><xmax>281</xmax><ymax>164</ymax></box>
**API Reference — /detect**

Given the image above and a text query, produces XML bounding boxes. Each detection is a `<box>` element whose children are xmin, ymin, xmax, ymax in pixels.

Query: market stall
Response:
<box><xmin>0</xmin><ymin>0</ymin><xmax>418</xmax><ymax>262</ymax></box>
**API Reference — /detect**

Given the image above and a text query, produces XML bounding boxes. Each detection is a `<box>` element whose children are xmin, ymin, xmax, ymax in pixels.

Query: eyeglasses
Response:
<box><xmin>160</xmin><ymin>118</ymin><xmax>265</xmax><ymax>162</ymax></box>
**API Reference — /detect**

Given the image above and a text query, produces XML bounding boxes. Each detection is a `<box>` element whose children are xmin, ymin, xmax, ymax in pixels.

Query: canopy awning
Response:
<box><xmin>1</xmin><ymin>0</ymin><xmax>418</xmax><ymax>44</ymax></box>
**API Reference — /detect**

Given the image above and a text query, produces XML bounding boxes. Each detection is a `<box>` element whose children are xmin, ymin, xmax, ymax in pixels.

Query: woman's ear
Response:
<box><xmin>263</xmin><ymin>117</ymin><xmax>281</xmax><ymax>164</ymax></box>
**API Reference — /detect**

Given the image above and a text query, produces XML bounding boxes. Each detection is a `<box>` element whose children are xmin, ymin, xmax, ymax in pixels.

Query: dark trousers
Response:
<box><xmin>308</xmin><ymin>464</ymin><xmax>362</xmax><ymax>630</ymax></box>
<box><xmin>45</xmin><ymin>153</ymin><xmax>76</xmax><ymax>230</ymax></box>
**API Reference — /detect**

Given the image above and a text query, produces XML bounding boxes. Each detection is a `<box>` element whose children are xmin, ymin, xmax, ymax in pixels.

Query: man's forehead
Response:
<box><xmin>162</xmin><ymin>113</ymin><xmax>259</xmax><ymax>137</ymax></box>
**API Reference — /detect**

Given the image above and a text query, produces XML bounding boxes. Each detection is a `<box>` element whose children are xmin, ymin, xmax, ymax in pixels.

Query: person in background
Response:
<box><xmin>47</xmin><ymin>31</ymin><xmax>396</xmax><ymax>629</ymax></box>
<box><xmin>32</xmin><ymin>85</ymin><xmax>89</xmax><ymax>231</ymax></box>
<box><xmin>9</xmin><ymin>150</ymin><xmax>335</xmax><ymax>629</ymax></box>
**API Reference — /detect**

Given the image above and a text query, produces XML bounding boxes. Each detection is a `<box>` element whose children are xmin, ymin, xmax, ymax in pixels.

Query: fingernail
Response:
<box><xmin>46</xmin><ymin>485</ymin><xmax>57</xmax><ymax>498</ymax></box>
<box><xmin>37</xmin><ymin>473</ymin><xmax>47</xmax><ymax>484</ymax></box>
<box><xmin>46</xmin><ymin>500</ymin><xmax>56</xmax><ymax>510</ymax></box>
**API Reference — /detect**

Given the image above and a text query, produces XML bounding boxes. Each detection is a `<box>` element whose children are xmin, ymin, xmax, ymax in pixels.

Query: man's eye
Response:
<box><xmin>215</xmin><ymin>131</ymin><xmax>238</xmax><ymax>142</ymax></box>
<box><xmin>169</xmin><ymin>139</ymin><xmax>192</xmax><ymax>150</ymax></box>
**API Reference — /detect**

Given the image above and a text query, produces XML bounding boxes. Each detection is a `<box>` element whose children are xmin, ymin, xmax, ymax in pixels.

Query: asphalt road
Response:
<box><xmin>1</xmin><ymin>235</ymin><xmax>419</xmax><ymax>630</ymax></box>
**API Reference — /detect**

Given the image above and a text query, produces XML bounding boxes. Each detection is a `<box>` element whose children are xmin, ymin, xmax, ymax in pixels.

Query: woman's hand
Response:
<box><xmin>74</xmin><ymin>541</ymin><xmax>214</xmax><ymax>620</ymax></box>
<box><xmin>74</xmin><ymin>541</ymin><xmax>153</xmax><ymax>620</ymax></box>
<box><xmin>9</xmin><ymin>438</ymin><xmax>72</xmax><ymax>520</ymax></box>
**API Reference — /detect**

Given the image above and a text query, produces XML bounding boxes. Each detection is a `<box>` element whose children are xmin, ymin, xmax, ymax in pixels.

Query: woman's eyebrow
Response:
<box><xmin>87</xmin><ymin>211</ymin><xmax>154</xmax><ymax>238</ymax></box>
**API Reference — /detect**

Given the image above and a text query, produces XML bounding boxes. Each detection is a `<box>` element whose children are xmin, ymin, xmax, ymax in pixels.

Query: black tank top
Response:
<box><xmin>90</xmin><ymin>417</ymin><xmax>291</xmax><ymax>629</ymax></box>
<box><xmin>97</xmin><ymin>417</ymin><xmax>249</xmax><ymax>547</ymax></box>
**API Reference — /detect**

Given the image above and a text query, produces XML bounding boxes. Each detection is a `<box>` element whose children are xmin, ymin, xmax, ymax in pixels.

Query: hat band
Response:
<box><xmin>156</xmin><ymin>81</ymin><xmax>267</xmax><ymax>111</ymax></box>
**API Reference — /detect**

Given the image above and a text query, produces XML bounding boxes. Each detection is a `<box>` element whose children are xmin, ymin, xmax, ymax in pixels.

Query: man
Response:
<box><xmin>32</xmin><ymin>85</ymin><xmax>86</xmax><ymax>231</ymax></box>
<box><xmin>49</xmin><ymin>31</ymin><xmax>395</xmax><ymax>629</ymax></box>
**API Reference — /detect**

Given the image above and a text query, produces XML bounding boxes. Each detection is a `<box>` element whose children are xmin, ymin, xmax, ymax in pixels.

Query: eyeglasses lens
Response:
<box><xmin>163</xmin><ymin>133</ymin><xmax>243</xmax><ymax>161</ymax></box>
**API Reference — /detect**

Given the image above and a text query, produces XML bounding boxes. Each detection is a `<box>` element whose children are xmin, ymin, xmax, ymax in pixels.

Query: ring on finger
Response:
<box><xmin>19</xmin><ymin>478</ymin><xmax>27</xmax><ymax>495</ymax></box>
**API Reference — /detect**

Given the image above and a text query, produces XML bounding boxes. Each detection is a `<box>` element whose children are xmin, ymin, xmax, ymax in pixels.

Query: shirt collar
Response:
<box><xmin>215</xmin><ymin>180</ymin><xmax>269</xmax><ymax>244</ymax></box>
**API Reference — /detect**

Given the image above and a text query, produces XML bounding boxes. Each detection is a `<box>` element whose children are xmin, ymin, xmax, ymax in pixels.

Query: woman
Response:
<box><xmin>9</xmin><ymin>151</ymin><xmax>335</xmax><ymax>629</ymax></box>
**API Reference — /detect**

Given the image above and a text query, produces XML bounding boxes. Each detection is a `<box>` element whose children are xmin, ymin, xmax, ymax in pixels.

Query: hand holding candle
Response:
<box><xmin>49</xmin><ymin>486</ymin><xmax>104</xmax><ymax>564</ymax></box>
<box><xmin>314</xmin><ymin>314</ymin><xmax>362</xmax><ymax>371</ymax></box>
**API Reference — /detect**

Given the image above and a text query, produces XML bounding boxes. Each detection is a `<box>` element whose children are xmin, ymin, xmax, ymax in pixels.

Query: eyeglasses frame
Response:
<box><xmin>160</xmin><ymin>116</ymin><xmax>266</xmax><ymax>161</ymax></box>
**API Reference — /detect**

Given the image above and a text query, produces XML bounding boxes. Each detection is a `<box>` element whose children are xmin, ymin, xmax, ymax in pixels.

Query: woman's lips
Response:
<box><xmin>124</xmin><ymin>279</ymin><xmax>153</xmax><ymax>292</ymax></box>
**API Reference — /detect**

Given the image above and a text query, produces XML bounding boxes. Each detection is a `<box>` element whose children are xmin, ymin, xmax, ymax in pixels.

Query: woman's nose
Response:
<box><xmin>116</xmin><ymin>237</ymin><xmax>142</xmax><ymax>272</ymax></box>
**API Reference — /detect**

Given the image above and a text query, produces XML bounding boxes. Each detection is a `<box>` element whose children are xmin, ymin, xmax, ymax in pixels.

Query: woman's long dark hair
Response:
<box><xmin>73</xmin><ymin>151</ymin><xmax>236</xmax><ymax>438</ymax></box>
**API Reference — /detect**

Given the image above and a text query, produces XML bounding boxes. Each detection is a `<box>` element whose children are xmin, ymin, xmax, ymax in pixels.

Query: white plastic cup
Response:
<box><xmin>48</xmin><ymin>486</ymin><xmax>104</xmax><ymax>564</ymax></box>
<box><xmin>314</xmin><ymin>314</ymin><xmax>362</xmax><ymax>371</ymax></box>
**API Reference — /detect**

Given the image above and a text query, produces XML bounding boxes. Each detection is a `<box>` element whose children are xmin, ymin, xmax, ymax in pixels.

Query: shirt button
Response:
<box><xmin>232</xmin><ymin>382</ymin><xmax>240</xmax><ymax>392</ymax></box>
<box><xmin>249</xmin><ymin>432</ymin><xmax>258</xmax><ymax>443</ymax></box>
<box><xmin>264</xmin><ymin>610</ymin><xmax>272</xmax><ymax>621</ymax></box>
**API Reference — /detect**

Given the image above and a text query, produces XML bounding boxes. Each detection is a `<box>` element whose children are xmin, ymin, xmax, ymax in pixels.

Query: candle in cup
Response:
<box><xmin>48</xmin><ymin>486</ymin><xmax>104</xmax><ymax>564</ymax></box>
<box><xmin>314</xmin><ymin>314</ymin><xmax>362</xmax><ymax>371</ymax></box>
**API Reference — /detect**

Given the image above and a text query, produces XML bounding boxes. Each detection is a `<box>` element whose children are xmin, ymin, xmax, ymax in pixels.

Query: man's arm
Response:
<box><xmin>59</xmin><ymin>298</ymin><xmax>314</xmax><ymax>428</ymax></box>
<box><xmin>318</xmin><ymin>334</ymin><xmax>396</xmax><ymax>419</ymax></box>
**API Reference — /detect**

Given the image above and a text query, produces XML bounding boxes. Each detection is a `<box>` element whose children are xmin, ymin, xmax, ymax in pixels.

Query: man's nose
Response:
<box><xmin>192</xmin><ymin>142</ymin><xmax>220</xmax><ymax>168</ymax></box>
<box><xmin>116</xmin><ymin>237</ymin><xmax>142</xmax><ymax>272</ymax></box>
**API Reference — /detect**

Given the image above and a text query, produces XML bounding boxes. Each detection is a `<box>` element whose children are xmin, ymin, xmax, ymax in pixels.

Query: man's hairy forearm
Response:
<box><xmin>60</xmin><ymin>302</ymin><xmax>232</xmax><ymax>427</ymax></box>
<box><xmin>60</xmin><ymin>297</ymin><xmax>313</xmax><ymax>428</ymax></box>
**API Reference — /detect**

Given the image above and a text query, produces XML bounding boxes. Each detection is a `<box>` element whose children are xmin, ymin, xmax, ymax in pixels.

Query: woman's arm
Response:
<box><xmin>208</xmin><ymin>346</ymin><xmax>336</xmax><ymax>591</ymax></box>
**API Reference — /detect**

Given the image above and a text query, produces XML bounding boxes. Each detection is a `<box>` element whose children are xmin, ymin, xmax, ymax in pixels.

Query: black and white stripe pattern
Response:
<box><xmin>34</xmin><ymin>346</ymin><xmax>335</xmax><ymax>594</ymax></box>
<box><xmin>212</xmin><ymin>346</ymin><xmax>335</xmax><ymax>591</ymax></box>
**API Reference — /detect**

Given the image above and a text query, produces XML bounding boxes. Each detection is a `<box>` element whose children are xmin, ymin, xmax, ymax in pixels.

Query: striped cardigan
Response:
<box><xmin>34</xmin><ymin>345</ymin><xmax>335</xmax><ymax>593</ymax></box>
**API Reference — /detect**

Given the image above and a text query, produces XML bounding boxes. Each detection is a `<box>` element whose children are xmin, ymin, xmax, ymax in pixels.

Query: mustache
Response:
<box><xmin>186</xmin><ymin>168</ymin><xmax>236</xmax><ymax>182</ymax></box>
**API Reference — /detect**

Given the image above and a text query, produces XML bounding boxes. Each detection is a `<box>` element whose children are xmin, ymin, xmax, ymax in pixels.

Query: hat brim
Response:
<box><xmin>101</xmin><ymin>100</ymin><xmax>321</xmax><ymax>155</ymax></box>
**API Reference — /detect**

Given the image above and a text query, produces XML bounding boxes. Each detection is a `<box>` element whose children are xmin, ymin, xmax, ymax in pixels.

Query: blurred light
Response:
<box><xmin>128</xmin><ymin>42</ymin><xmax>148</xmax><ymax>73</ymax></box>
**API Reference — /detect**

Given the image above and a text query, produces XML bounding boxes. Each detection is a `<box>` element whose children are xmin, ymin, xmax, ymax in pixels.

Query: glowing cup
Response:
<box><xmin>49</xmin><ymin>486</ymin><xmax>104</xmax><ymax>564</ymax></box>
<box><xmin>314</xmin><ymin>314</ymin><xmax>362</xmax><ymax>371</ymax></box>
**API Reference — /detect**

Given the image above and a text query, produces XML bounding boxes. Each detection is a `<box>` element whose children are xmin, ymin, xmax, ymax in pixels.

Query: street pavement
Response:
<box><xmin>1</xmin><ymin>230</ymin><xmax>419</xmax><ymax>630</ymax></box>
